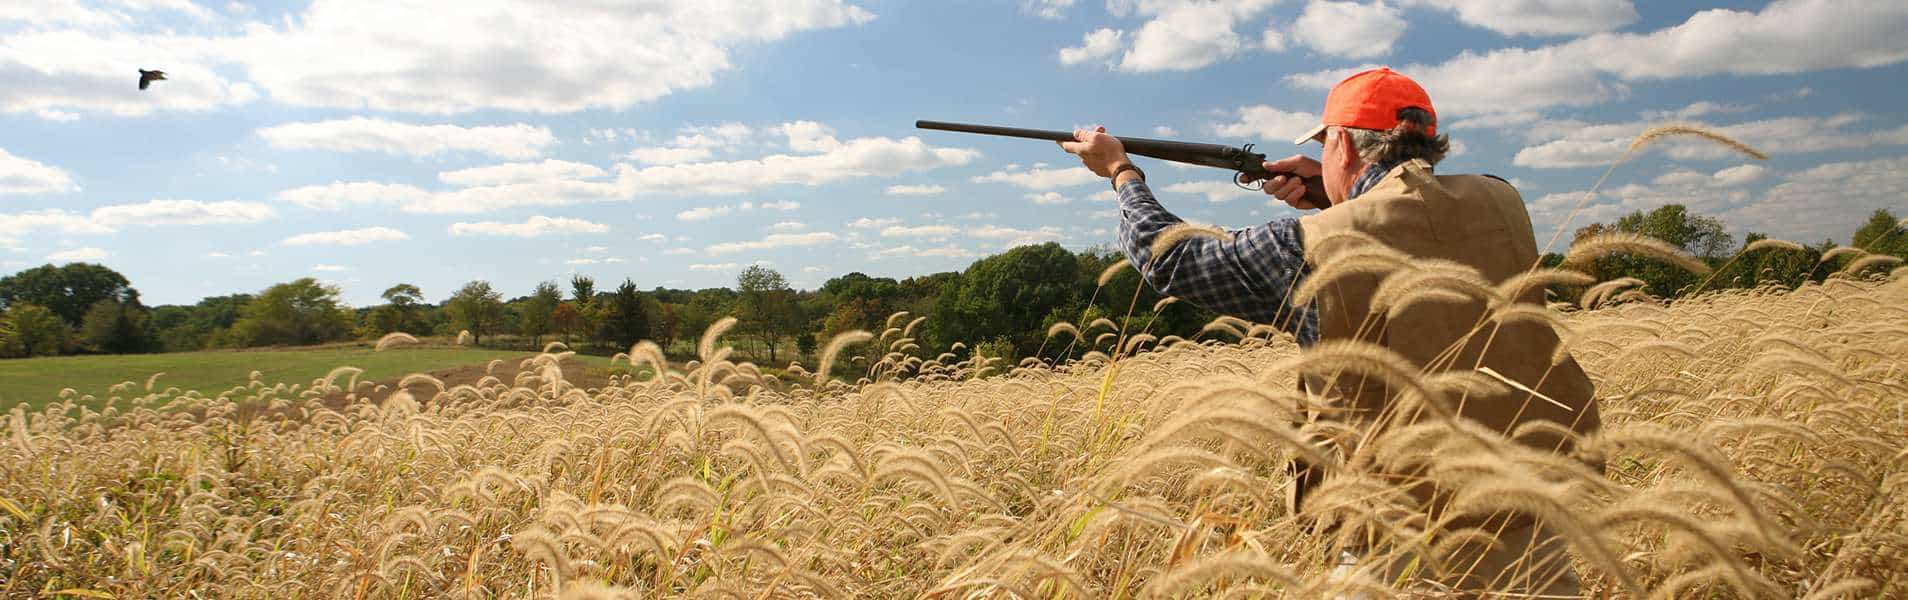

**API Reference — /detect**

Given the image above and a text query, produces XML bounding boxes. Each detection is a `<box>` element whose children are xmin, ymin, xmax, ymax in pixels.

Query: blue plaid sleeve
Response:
<box><xmin>1114</xmin><ymin>179</ymin><xmax>1317</xmax><ymax>345</ymax></box>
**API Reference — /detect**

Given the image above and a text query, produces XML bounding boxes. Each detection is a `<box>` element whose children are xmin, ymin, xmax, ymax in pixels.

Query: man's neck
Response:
<box><xmin>1348</xmin><ymin>159</ymin><xmax>1402</xmax><ymax>200</ymax></box>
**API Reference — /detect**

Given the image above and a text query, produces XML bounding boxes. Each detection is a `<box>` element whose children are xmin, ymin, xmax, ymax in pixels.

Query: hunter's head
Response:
<box><xmin>1295</xmin><ymin>68</ymin><xmax>1451</xmax><ymax>206</ymax></box>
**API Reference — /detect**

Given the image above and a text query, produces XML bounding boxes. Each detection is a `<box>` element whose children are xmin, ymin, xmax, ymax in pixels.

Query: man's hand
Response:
<box><xmin>1253</xmin><ymin>155</ymin><xmax>1328</xmax><ymax>210</ymax></box>
<box><xmin>1057</xmin><ymin>126</ymin><xmax>1131</xmax><ymax>178</ymax></box>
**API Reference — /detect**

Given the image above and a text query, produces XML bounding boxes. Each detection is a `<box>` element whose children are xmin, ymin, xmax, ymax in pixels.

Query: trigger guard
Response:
<box><xmin>1234</xmin><ymin>172</ymin><xmax>1265</xmax><ymax>191</ymax></box>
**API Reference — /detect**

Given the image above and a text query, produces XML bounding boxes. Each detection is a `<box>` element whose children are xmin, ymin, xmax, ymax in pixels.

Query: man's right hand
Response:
<box><xmin>1259</xmin><ymin>155</ymin><xmax>1328</xmax><ymax>210</ymax></box>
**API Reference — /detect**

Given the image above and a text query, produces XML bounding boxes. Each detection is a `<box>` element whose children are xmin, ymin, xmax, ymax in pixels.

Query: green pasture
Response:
<box><xmin>0</xmin><ymin>345</ymin><xmax>616</xmax><ymax>411</ymax></box>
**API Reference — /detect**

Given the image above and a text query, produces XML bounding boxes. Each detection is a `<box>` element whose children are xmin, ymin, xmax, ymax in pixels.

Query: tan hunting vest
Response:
<box><xmin>1295</xmin><ymin>160</ymin><xmax>1602</xmax><ymax>486</ymax></box>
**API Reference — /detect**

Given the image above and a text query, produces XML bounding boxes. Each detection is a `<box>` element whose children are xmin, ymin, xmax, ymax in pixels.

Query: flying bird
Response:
<box><xmin>138</xmin><ymin>69</ymin><xmax>166</xmax><ymax>90</ymax></box>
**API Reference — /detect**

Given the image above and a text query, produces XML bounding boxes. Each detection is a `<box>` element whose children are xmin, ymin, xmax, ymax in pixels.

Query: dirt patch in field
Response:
<box><xmin>318</xmin><ymin>355</ymin><xmax>622</xmax><ymax>410</ymax></box>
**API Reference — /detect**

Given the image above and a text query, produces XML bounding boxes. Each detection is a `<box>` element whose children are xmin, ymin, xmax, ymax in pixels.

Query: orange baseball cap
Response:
<box><xmin>1293</xmin><ymin>67</ymin><xmax>1436</xmax><ymax>145</ymax></box>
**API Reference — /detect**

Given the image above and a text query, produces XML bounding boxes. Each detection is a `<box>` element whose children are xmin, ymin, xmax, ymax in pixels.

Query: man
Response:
<box><xmin>1059</xmin><ymin>68</ymin><xmax>1601</xmax><ymax>596</ymax></box>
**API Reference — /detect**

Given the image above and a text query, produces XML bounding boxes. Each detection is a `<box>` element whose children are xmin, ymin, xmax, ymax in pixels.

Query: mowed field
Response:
<box><xmin>0</xmin><ymin>344</ymin><xmax>621</xmax><ymax>411</ymax></box>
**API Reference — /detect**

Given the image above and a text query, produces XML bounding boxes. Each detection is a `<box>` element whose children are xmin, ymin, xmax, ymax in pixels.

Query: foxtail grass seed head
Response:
<box><xmin>1629</xmin><ymin>123</ymin><xmax>1769</xmax><ymax>160</ymax></box>
<box><xmin>2</xmin><ymin>267</ymin><xmax>1902</xmax><ymax>599</ymax></box>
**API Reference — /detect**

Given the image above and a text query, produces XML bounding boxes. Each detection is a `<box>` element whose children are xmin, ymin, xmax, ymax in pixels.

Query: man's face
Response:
<box><xmin>1320</xmin><ymin>126</ymin><xmax>1362</xmax><ymax>206</ymax></box>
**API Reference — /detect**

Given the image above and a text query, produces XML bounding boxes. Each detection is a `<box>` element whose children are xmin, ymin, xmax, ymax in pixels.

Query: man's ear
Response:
<box><xmin>1325</xmin><ymin>127</ymin><xmax>1358</xmax><ymax>171</ymax></box>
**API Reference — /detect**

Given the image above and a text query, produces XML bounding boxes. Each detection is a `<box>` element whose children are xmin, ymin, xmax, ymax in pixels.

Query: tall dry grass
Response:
<box><xmin>2</xmin><ymin>269</ymin><xmax>1902</xmax><ymax>598</ymax></box>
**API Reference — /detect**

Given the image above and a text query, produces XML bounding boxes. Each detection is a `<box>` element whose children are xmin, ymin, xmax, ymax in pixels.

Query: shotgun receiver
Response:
<box><xmin>915</xmin><ymin>120</ymin><xmax>1327</xmax><ymax>206</ymax></box>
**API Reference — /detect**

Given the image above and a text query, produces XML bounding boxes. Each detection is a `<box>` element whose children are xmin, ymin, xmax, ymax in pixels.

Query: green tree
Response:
<box><xmin>597</xmin><ymin>279</ymin><xmax>650</xmax><ymax>350</ymax></box>
<box><xmin>521</xmin><ymin>281</ymin><xmax>562</xmax><ymax>346</ymax></box>
<box><xmin>365</xmin><ymin>283</ymin><xmax>426</xmax><ymax>335</ymax></box>
<box><xmin>736</xmin><ymin>265</ymin><xmax>799</xmax><ymax>363</ymax></box>
<box><xmin>652</xmin><ymin>303</ymin><xmax>681</xmax><ymax>352</ymax></box>
<box><xmin>0</xmin><ymin>262</ymin><xmax>135</xmax><ymax>327</ymax></box>
<box><xmin>1851</xmin><ymin>208</ymin><xmax>1907</xmax><ymax>259</ymax></box>
<box><xmin>78</xmin><ymin>297</ymin><xmax>153</xmax><ymax>354</ymax></box>
<box><xmin>446</xmin><ymin>280</ymin><xmax>507</xmax><ymax>346</ymax></box>
<box><xmin>927</xmin><ymin>242</ymin><xmax>1080</xmax><ymax>356</ymax></box>
<box><xmin>0</xmin><ymin>303</ymin><xmax>70</xmax><ymax>357</ymax></box>
<box><xmin>230</xmin><ymin>278</ymin><xmax>353</xmax><ymax>347</ymax></box>
<box><xmin>1578</xmin><ymin>205</ymin><xmax>1735</xmax><ymax>297</ymax></box>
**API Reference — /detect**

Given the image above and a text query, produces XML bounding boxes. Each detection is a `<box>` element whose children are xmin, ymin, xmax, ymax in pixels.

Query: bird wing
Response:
<box><xmin>139</xmin><ymin>75</ymin><xmax>151</xmax><ymax>90</ymax></box>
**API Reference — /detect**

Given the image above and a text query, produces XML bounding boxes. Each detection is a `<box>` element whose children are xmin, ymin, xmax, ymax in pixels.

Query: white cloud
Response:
<box><xmin>90</xmin><ymin>199</ymin><xmax>275</xmax><ymax>226</ymax></box>
<box><xmin>0</xmin><ymin>148</ymin><xmax>80</xmax><ymax>195</ymax></box>
<box><xmin>885</xmin><ymin>184</ymin><xmax>947</xmax><ymax>196</ymax></box>
<box><xmin>1291</xmin><ymin>0</ymin><xmax>1908</xmax><ymax>117</ymax></box>
<box><xmin>1402</xmin><ymin>0</ymin><xmax>1636</xmax><ymax>37</ymax></box>
<box><xmin>276</xmin><ymin>181</ymin><xmax>431</xmax><ymax>211</ymax></box>
<box><xmin>972</xmin><ymin>164</ymin><xmax>1100</xmax><ymax>190</ymax></box>
<box><xmin>448</xmin><ymin>216</ymin><xmax>609</xmax><ymax>237</ymax></box>
<box><xmin>1640</xmin><ymin>101</ymin><xmax>1751</xmax><ymax>121</ymax></box>
<box><xmin>678</xmin><ymin>205</ymin><xmax>735</xmax><ymax>222</ymax></box>
<box><xmin>848</xmin><ymin>217</ymin><xmax>901</xmax><ymax>229</ymax></box>
<box><xmin>1295</xmin><ymin>1</ymin><xmax>1405</xmax><ymax>59</ymax></box>
<box><xmin>282</xmin><ymin>226</ymin><xmax>409</xmax><ymax>246</ymax></box>
<box><xmin>626</xmin><ymin>146</ymin><xmax>714</xmax><ymax>165</ymax></box>
<box><xmin>1059</xmin><ymin>28</ymin><xmax>1124</xmax><ymax>66</ymax></box>
<box><xmin>234</xmin><ymin>1</ymin><xmax>873</xmax><ymax>114</ymax></box>
<box><xmin>0</xmin><ymin>28</ymin><xmax>258</xmax><ymax>119</ymax></box>
<box><xmin>258</xmin><ymin>117</ymin><xmax>555</xmax><ymax>159</ymax></box>
<box><xmin>439</xmin><ymin>160</ymin><xmax>606</xmax><ymax>186</ymax></box>
<box><xmin>881</xmin><ymin>224</ymin><xmax>959</xmax><ymax>239</ymax></box>
<box><xmin>1211</xmin><ymin>105</ymin><xmax>1320</xmax><ymax>141</ymax></box>
<box><xmin>1729</xmin><ymin>154</ymin><xmax>1908</xmax><ymax>242</ymax></box>
<box><xmin>957</xmin><ymin>211</ymin><xmax>998</xmax><ymax>220</ymax></box>
<box><xmin>624</xmin><ymin>134</ymin><xmax>978</xmax><ymax>195</ymax></box>
<box><xmin>1026</xmin><ymin>191</ymin><xmax>1071</xmax><ymax>205</ymax></box>
<box><xmin>761</xmin><ymin>200</ymin><xmax>800</xmax><ymax>211</ymax></box>
<box><xmin>583</xmin><ymin>245</ymin><xmax>609</xmax><ymax>253</ymax></box>
<box><xmin>1161</xmin><ymin>180</ymin><xmax>1253</xmax><ymax>202</ymax></box>
<box><xmin>969</xmin><ymin>224</ymin><xmax>1063</xmax><ymax>247</ymax></box>
<box><xmin>664</xmin><ymin>247</ymin><xmax>696</xmax><ymax>255</ymax></box>
<box><xmin>705</xmin><ymin>231</ymin><xmax>840</xmax><ymax>254</ymax></box>
<box><xmin>688</xmin><ymin>262</ymin><xmax>741</xmax><ymax>271</ymax></box>
<box><xmin>768</xmin><ymin>221</ymin><xmax>807</xmax><ymax>231</ymax></box>
<box><xmin>47</xmin><ymin>246</ymin><xmax>107</xmax><ymax>262</ymax></box>
<box><xmin>1513</xmin><ymin>113</ymin><xmax>1908</xmax><ymax>168</ymax></box>
<box><xmin>566</xmin><ymin>257</ymin><xmax>625</xmax><ymax>265</ymax></box>
<box><xmin>1152</xmin><ymin>125</ymin><xmax>1178</xmax><ymax>137</ymax></box>
<box><xmin>803</xmin><ymin>265</ymin><xmax>825</xmax><ymax>273</ymax></box>
<box><xmin>1024</xmin><ymin>0</ymin><xmax>1077</xmax><ymax>19</ymax></box>
<box><xmin>312</xmin><ymin>264</ymin><xmax>350</xmax><ymax>272</ymax></box>
<box><xmin>639</xmin><ymin>233</ymin><xmax>667</xmax><ymax>242</ymax></box>
<box><xmin>872</xmin><ymin>244</ymin><xmax>977</xmax><ymax>259</ymax></box>
<box><xmin>1115</xmin><ymin>0</ymin><xmax>1276</xmax><ymax>72</ymax></box>
<box><xmin>1711</xmin><ymin>164</ymin><xmax>1767</xmax><ymax>187</ymax></box>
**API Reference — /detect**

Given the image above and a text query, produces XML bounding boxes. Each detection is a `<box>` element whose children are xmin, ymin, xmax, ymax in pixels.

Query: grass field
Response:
<box><xmin>0</xmin><ymin>344</ymin><xmax>618</xmax><ymax>411</ymax></box>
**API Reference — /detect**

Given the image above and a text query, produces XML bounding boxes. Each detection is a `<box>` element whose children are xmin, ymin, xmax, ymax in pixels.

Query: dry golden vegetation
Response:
<box><xmin>5</xmin><ymin>125</ymin><xmax>1906</xmax><ymax>598</ymax></box>
<box><xmin>3</xmin><ymin>267</ymin><xmax>1905</xmax><ymax>598</ymax></box>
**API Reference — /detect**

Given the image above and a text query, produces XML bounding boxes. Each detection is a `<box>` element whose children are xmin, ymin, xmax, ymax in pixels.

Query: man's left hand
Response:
<box><xmin>1058</xmin><ymin>126</ymin><xmax>1131</xmax><ymax>177</ymax></box>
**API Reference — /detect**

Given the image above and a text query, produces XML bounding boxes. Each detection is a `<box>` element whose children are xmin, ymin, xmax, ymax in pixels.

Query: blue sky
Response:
<box><xmin>2</xmin><ymin>0</ymin><xmax>1905</xmax><ymax>306</ymax></box>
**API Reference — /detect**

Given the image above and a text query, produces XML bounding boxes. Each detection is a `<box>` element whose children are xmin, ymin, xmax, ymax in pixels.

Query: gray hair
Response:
<box><xmin>1344</xmin><ymin>107</ymin><xmax>1450</xmax><ymax>166</ymax></box>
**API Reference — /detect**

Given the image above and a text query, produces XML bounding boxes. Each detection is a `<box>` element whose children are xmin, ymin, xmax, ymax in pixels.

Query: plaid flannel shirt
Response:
<box><xmin>1112</xmin><ymin>162</ymin><xmax>1398</xmax><ymax>347</ymax></box>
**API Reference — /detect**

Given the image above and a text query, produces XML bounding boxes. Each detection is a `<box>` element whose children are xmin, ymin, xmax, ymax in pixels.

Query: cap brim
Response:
<box><xmin>1293</xmin><ymin>123</ymin><xmax>1327</xmax><ymax>146</ymax></box>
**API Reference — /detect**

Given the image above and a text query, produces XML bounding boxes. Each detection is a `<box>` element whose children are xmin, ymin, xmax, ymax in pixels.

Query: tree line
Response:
<box><xmin>3</xmin><ymin>207</ymin><xmax>1902</xmax><ymax>362</ymax></box>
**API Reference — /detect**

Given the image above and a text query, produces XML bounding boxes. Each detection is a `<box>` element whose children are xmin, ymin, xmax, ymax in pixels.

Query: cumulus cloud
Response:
<box><xmin>1513</xmin><ymin>113</ymin><xmax>1908</xmax><ymax>168</ymax></box>
<box><xmin>311</xmin><ymin>264</ymin><xmax>349</xmax><ymax>272</ymax></box>
<box><xmin>1291</xmin><ymin>0</ymin><xmax>1908</xmax><ymax>117</ymax></box>
<box><xmin>885</xmin><ymin>184</ymin><xmax>946</xmax><ymax>196</ymax></box>
<box><xmin>1024</xmin><ymin>0</ymin><xmax>1077</xmax><ymax>19</ymax></box>
<box><xmin>761</xmin><ymin>200</ymin><xmax>800</xmax><ymax>211</ymax></box>
<box><xmin>1025</xmin><ymin>191</ymin><xmax>1070</xmax><ymax>205</ymax></box>
<box><xmin>625</xmin><ymin>134</ymin><xmax>978</xmax><ymax>195</ymax></box>
<box><xmin>688</xmin><ymin>262</ymin><xmax>741</xmax><ymax>271</ymax></box>
<box><xmin>1402</xmin><ymin>0</ymin><xmax>1636</xmax><ymax>37</ymax></box>
<box><xmin>881</xmin><ymin>224</ymin><xmax>959</xmax><ymax>239</ymax></box>
<box><xmin>234</xmin><ymin>0</ymin><xmax>874</xmax><ymax>114</ymax></box>
<box><xmin>258</xmin><ymin>117</ymin><xmax>555</xmax><ymax>159</ymax></box>
<box><xmin>438</xmin><ymin>160</ymin><xmax>606</xmax><ymax>186</ymax></box>
<box><xmin>639</xmin><ymin>233</ymin><xmax>667</xmax><ymax>242</ymax></box>
<box><xmin>1211</xmin><ymin>105</ymin><xmax>1320</xmax><ymax>141</ymax></box>
<box><xmin>448</xmin><ymin>216</ymin><xmax>608</xmax><ymax>237</ymax></box>
<box><xmin>275</xmin><ymin>181</ymin><xmax>432</xmax><ymax>211</ymax></box>
<box><xmin>872</xmin><ymin>244</ymin><xmax>976</xmax><ymax>259</ymax></box>
<box><xmin>0</xmin><ymin>148</ymin><xmax>80</xmax><ymax>195</ymax></box>
<box><xmin>0</xmin><ymin>28</ymin><xmax>258</xmax><ymax>119</ymax></box>
<box><xmin>1059</xmin><ymin>28</ymin><xmax>1124</xmax><ymax>66</ymax></box>
<box><xmin>847</xmin><ymin>217</ymin><xmax>901</xmax><ymax>229</ymax></box>
<box><xmin>971</xmin><ymin>164</ymin><xmax>1100</xmax><ymax>190</ymax></box>
<box><xmin>1115</xmin><ymin>0</ymin><xmax>1277</xmax><ymax>72</ymax></box>
<box><xmin>282</xmin><ymin>226</ymin><xmax>409</xmax><ymax>246</ymax></box>
<box><xmin>705</xmin><ymin>231</ymin><xmax>840</xmax><ymax>255</ymax></box>
<box><xmin>1727</xmin><ymin>154</ymin><xmax>1908</xmax><ymax>242</ymax></box>
<box><xmin>625</xmin><ymin>122</ymin><xmax>754</xmax><ymax>165</ymax></box>
<box><xmin>968</xmin><ymin>224</ymin><xmax>1064</xmax><ymax>247</ymax></box>
<box><xmin>1161</xmin><ymin>180</ymin><xmax>1253</xmax><ymax>202</ymax></box>
<box><xmin>90</xmin><ymin>199</ymin><xmax>275</xmax><ymax>226</ymax></box>
<box><xmin>47</xmin><ymin>246</ymin><xmax>108</xmax><ymax>262</ymax></box>
<box><xmin>768</xmin><ymin>221</ymin><xmax>807</xmax><ymax>231</ymax></box>
<box><xmin>1294</xmin><ymin>0</ymin><xmax>1405</xmax><ymax>59</ymax></box>
<box><xmin>678</xmin><ymin>205</ymin><xmax>735</xmax><ymax>222</ymax></box>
